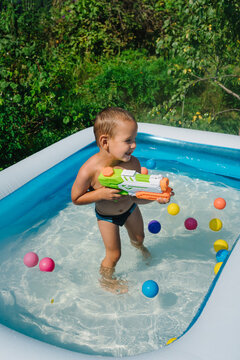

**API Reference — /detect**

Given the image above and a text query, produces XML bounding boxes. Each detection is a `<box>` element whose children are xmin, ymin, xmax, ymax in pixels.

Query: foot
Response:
<box><xmin>99</xmin><ymin>265</ymin><xmax>128</xmax><ymax>295</ymax></box>
<box><xmin>99</xmin><ymin>277</ymin><xmax>128</xmax><ymax>294</ymax></box>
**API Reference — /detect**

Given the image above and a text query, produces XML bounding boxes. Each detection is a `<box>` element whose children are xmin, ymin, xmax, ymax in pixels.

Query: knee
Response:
<box><xmin>108</xmin><ymin>249</ymin><xmax>121</xmax><ymax>266</ymax></box>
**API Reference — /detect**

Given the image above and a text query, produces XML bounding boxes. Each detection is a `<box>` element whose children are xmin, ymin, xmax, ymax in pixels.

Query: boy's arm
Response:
<box><xmin>71</xmin><ymin>166</ymin><xmax>122</xmax><ymax>205</ymax></box>
<box><xmin>130</xmin><ymin>196</ymin><xmax>170</xmax><ymax>204</ymax></box>
<box><xmin>130</xmin><ymin>197</ymin><xmax>155</xmax><ymax>205</ymax></box>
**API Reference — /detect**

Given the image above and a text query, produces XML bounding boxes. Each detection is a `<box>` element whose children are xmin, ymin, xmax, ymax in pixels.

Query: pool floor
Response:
<box><xmin>0</xmin><ymin>163</ymin><xmax>239</xmax><ymax>357</ymax></box>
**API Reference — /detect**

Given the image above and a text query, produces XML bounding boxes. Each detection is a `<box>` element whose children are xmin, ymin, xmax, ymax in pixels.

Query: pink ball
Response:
<box><xmin>184</xmin><ymin>217</ymin><xmax>198</xmax><ymax>230</ymax></box>
<box><xmin>23</xmin><ymin>252</ymin><xmax>39</xmax><ymax>268</ymax></box>
<box><xmin>39</xmin><ymin>257</ymin><xmax>55</xmax><ymax>272</ymax></box>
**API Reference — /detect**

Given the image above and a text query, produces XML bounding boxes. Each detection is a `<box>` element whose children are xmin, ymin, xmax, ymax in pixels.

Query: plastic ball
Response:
<box><xmin>214</xmin><ymin>239</ymin><xmax>228</xmax><ymax>252</ymax></box>
<box><xmin>214</xmin><ymin>197</ymin><xmax>226</xmax><ymax>210</ymax></box>
<box><xmin>166</xmin><ymin>337</ymin><xmax>177</xmax><ymax>345</ymax></box>
<box><xmin>142</xmin><ymin>280</ymin><xmax>159</xmax><ymax>298</ymax></box>
<box><xmin>214</xmin><ymin>262</ymin><xmax>223</xmax><ymax>275</ymax></box>
<box><xmin>39</xmin><ymin>257</ymin><xmax>55</xmax><ymax>272</ymax></box>
<box><xmin>184</xmin><ymin>217</ymin><xmax>198</xmax><ymax>230</ymax></box>
<box><xmin>167</xmin><ymin>203</ymin><xmax>180</xmax><ymax>216</ymax></box>
<box><xmin>141</xmin><ymin>167</ymin><xmax>148</xmax><ymax>175</ymax></box>
<box><xmin>148</xmin><ymin>220</ymin><xmax>161</xmax><ymax>234</ymax></box>
<box><xmin>146</xmin><ymin>159</ymin><xmax>156</xmax><ymax>169</ymax></box>
<box><xmin>23</xmin><ymin>252</ymin><xmax>39</xmax><ymax>268</ymax></box>
<box><xmin>216</xmin><ymin>249</ymin><xmax>229</xmax><ymax>263</ymax></box>
<box><xmin>209</xmin><ymin>218</ymin><xmax>222</xmax><ymax>231</ymax></box>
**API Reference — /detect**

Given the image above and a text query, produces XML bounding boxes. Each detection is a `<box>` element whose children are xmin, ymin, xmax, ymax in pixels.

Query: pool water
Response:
<box><xmin>0</xmin><ymin>157</ymin><xmax>240</xmax><ymax>357</ymax></box>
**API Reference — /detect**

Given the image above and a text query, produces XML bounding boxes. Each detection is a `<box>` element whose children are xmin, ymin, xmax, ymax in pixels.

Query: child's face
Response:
<box><xmin>108</xmin><ymin>120</ymin><xmax>137</xmax><ymax>162</ymax></box>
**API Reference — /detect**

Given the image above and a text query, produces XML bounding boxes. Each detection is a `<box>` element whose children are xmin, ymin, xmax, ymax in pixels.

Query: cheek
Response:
<box><xmin>111</xmin><ymin>144</ymin><xmax>123</xmax><ymax>155</ymax></box>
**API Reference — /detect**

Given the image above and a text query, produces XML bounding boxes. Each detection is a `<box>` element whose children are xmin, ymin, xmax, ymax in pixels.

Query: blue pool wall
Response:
<box><xmin>0</xmin><ymin>130</ymin><xmax>240</xmax><ymax>233</ymax></box>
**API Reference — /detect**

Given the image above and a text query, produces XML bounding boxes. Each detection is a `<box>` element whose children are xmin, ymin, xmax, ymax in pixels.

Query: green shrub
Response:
<box><xmin>51</xmin><ymin>0</ymin><xmax>164</xmax><ymax>59</ymax></box>
<box><xmin>153</xmin><ymin>0</ymin><xmax>240</xmax><ymax>132</ymax></box>
<box><xmin>72</xmin><ymin>51</ymin><xmax>175</xmax><ymax>119</ymax></box>
<box><xmin>1</xmin><ymin>0</ymin><xmax>239</xmax><ymax>171</ymax></box>
<box><xmin>0</xmin><ymin>3</ymin><xmax>77</xmax><ymax>169</ymax></box>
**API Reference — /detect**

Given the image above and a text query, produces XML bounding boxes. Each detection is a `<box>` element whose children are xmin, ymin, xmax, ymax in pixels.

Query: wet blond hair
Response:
<box><xmin>93</xmin><ymin>107</ymin><xmax>137</xmax><ymax>146</ymax></box>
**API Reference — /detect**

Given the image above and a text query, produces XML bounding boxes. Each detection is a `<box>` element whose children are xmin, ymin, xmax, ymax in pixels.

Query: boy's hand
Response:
<box><xmin>156</xmin><ymin>197</ymin><xmax>170</xmax><ymax>204</ymax></box>
<box><xmin>156</xmin><ymin>189</ymin><xmax>174</xmax><ymax>204</ymax></box>
<box><xmin>98</xmin><ymin>187</ymin><xmax>122</xmax><ymax>201</ymax></box>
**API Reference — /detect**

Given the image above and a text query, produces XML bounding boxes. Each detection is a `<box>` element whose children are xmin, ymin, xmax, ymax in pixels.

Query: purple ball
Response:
<box><xmin>148</xmin><ymin>220</ymin><xmax>161</xmax><ymax>234</ymax></box>
<box><xmin>184</xmin><ymin>217</ymin><xmax>198</xmax><ymax>230</ymax></box>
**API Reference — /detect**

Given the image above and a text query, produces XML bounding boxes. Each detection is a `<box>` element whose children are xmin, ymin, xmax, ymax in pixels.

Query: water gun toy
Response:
<box><xmin>98</xmin><ymin>167</ymin><xmax>172</xmax><ymax>201</ymax></box>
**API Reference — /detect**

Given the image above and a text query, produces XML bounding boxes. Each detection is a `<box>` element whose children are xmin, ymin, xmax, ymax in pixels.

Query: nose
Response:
<box><xmin>131</xmin><ymin>141</ymin><xmax>136</xmax><ymax>149</ymax></box>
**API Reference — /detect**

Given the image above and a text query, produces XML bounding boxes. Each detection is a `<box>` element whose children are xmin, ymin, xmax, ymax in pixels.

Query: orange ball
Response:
<box><xmin>214</xmin><ymin>197</ymin><xmax>226</xmax><ymax>210</ymax></box>
<box><xmin>141</xmin><ymin>167</ymin><xmax>148</xmax><ymax>175</ymax></box>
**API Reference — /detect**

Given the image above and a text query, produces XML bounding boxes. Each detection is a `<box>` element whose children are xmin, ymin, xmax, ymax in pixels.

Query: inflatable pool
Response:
<box><xmin>0</xmin><ymin>123</ymin><xmax>240</xmax><ymax>360</ymax></box>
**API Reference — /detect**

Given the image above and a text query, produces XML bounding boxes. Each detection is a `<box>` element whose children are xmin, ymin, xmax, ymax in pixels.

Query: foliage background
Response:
<box><xmin>0</xmin><ymin>0</ymin><xmax>239</xmax><ymax>170</ymax></box>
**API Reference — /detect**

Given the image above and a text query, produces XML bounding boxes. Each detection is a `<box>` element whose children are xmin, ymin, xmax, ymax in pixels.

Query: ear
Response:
<box><xmin>99</xmin><ymin>134</ymin><xmax>109</xmax><ymax>150</ymax></box>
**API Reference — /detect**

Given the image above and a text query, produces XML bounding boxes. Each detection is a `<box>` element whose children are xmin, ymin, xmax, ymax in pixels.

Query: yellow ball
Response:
<box><xmin>214</xmin><ymin>239</ymin><xmax>228</xmax><ymax>252</ymax></box>
<box><xmin>209</xmin><ymin>218</ymin><xmax>222</xmax><ymax>231</ymax></box>
<box><xmin>166</xmin><ymin>337</ymin><xmax>177</xmax><ymax>345</ymax></box>
<box><xmin>214</xmin><ymin>262</ymin><xmax>223</xmax><ymax>275</ymax></box>
<box><xmin>167</xmin><ymin>203</ymin><xmax>180</xmax><ymax>216</ymax></box>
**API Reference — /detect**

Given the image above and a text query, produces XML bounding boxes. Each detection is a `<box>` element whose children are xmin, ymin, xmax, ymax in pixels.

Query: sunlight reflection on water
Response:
<box><xmin>0</xmin><ymin>169</ymin><xmax>239</xmax><ymax>357</ymax></box>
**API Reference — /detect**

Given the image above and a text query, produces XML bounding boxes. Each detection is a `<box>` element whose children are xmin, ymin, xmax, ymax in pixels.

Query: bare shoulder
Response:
<box><xmin>80</xmin><ymin>153</ymin><xmax>99</xmax><ymax>174</ymax></box>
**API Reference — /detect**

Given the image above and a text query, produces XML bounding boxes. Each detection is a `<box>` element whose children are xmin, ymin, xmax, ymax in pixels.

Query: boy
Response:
<box><xmin>71</xmin><ymin>107</ymin><xmax>170</xmax><ymax>294</ymax></box>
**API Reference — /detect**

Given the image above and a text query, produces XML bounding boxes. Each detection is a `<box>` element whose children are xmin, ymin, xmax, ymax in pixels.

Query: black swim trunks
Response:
<box><xmin>95</xmin><ymin>203</ymin><xmax>137</xmax><ymax>226</ymax></box>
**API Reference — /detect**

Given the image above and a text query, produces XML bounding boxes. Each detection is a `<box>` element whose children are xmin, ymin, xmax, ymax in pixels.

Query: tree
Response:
<box><xmin>153</xmin><ymin>0</ymin><xmax>240</xmax><ymax>132</ymax></box>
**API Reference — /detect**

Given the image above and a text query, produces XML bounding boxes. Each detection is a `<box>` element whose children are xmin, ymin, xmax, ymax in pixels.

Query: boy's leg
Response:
<box><xmin>97</xmin><ymin>220</ymin><xmax>121</xmax><ymax>269</ymax></box>
<box><xmin>125</xmin><ymin>205</ymin><xmax>144</xmax><ymax>246</ymax></box>
<box><xmin>125</xmin><ymin>205</ymin><xmax>150</xmax><ymax>258</ymax></box>
<box><xmin>97</xmin><ymin>220</ymin><xmax>128</xmax><ymax>294</ymax></box>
